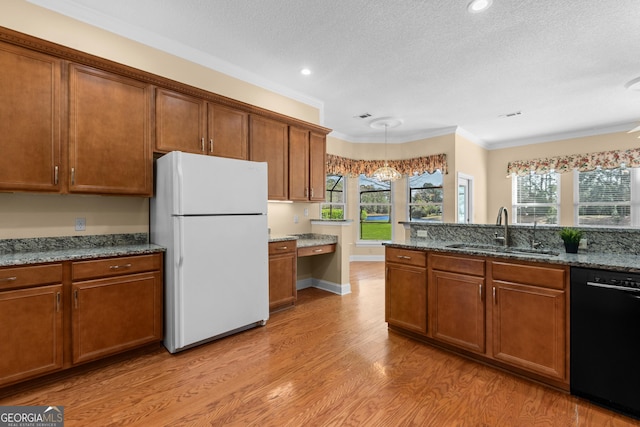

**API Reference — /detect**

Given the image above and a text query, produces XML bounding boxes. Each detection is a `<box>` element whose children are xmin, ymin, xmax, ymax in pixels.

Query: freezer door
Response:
<box><xmin>166</xmin><ymin>215</ymin><xmax>269</xmax><ymax>351</ymax></box>
<box><xmin>156</xmin><ymin>151</ymin><xmax>267</xmax><ymax>215</ymax></box>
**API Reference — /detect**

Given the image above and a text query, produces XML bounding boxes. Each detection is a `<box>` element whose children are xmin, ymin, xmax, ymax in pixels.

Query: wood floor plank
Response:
<box><xmin>1</xmin><ymin>261</ymin><xmax>638</xmax><ymax>426</ymax></box>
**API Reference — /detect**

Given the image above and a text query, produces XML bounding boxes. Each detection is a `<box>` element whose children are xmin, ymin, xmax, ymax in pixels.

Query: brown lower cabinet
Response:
<box><xmin>0</xmin><ymin>279</ymin><xmax>63</xmax><ymax>386</ymax></box>
<box><xmin>385</xmin><ymin>248</ymin><xmax>427</xmax><ymax>335</ymax></box>
<box><xmin>385</xmin><ymin>247</ymin><xmax>569</xmax><ymax>389</ymax></box>
<box><xmin>268</xmin><ymin>240</ymin><xmax>297</xmax><ymax>312</ymax></box>
<box><xmin>0</xmin><ymin>253</ymin><xmax>163</xmax><ymax>388</ymax></box>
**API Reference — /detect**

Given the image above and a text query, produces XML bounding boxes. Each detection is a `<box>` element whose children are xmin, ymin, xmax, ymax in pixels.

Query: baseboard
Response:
<box><xmin>296</xmin><ymin>278</ymin><xmax>351</xmax><ymax>295</ymax></box>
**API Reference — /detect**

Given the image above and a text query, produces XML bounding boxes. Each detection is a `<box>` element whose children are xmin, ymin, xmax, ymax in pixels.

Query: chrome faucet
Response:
<box><xmin>531</xmin><ymin>221</ymin><xmax>542</xmax><ymax>249</ymax></box>
<box><xmin>495</xmin><ymin>207</ymin><xmax>509</xmax><ymax>247</ymax></box>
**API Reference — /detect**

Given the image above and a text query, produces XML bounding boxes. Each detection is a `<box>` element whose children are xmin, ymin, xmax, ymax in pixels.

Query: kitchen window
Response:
<box><xmin>321</xmin><ymin>174</ymin><xmax>346</xmax><ymax>220</ymax></box>
<box><xmin>408</xmin><ymin>171</ymin><xmax>443</xmax><ymax>222</ymax></box>
<box><xmin>575</xmin><ymin>167</ymin><xmax>640</xmax><ymax>227</ymax></box>
<box><xmin>512</xmin><ymin>172</ymin><xmax>559</xmax><ymax>224</ymax></box>
<box><xmin>359</xmin><ymin>174</ymin><xmax>392</xmax><ymax>242</ymax></box>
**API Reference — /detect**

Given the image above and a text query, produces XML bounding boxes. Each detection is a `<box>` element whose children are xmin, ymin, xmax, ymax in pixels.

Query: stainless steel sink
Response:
<box><xmin>445</xmin><ymin>243</ymin><xmax>559</xmax><ymax>257</ymax></box>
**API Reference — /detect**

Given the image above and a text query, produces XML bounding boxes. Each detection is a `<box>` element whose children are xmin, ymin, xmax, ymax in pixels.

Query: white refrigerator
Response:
<box><xmin>150</xmin><ymin>151</ymin><xmax>269</xmax><ymax>353</ymax></box>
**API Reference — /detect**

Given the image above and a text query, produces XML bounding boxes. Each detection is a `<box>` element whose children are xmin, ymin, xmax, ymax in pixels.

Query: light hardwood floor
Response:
<box><xmin>2</xmin><ymin>261</ymin><xmax>639</xmax><ymax>426</ymax></box>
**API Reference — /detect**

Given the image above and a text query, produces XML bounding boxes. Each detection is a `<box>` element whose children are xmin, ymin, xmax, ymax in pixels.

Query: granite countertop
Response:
<box><xmin>269</xmin><ymin>233</ymin><xmax>338</xmax><ymax>248</ymax></box>
<box><xmin>0</xmin><ymin>234</ymin><xmax>165</xmax><ymax>267</ymax></box>
<box><xmin>386</xmin><ymin>239</ymin><xmax>640</xmax><ymax>274</ymax></box>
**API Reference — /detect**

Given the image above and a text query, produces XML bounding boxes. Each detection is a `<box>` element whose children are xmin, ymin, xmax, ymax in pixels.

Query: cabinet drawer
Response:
<box><xmin>386</xmin><ymin>247</ymin><xmax>427</xmax><ymax>267</ymax></box>
<box><xmin>0</xmin><ymin>263</ymin><xmax>63</xmax><ymax>290</ymax></box>
<box><xmin>491</xmin><ymin>261</ymin><xmax>566</xmax><ymax>290</ymax></box>
<box><xmin>269</xmin><ymin>241</ymin><xmax>297</xmax><ymax>256</ymax></box>
<box><xmin>431</xmin><ymin>253</ymin><xmax>484</xmax><ymax>276</ymax></box>
<box><xmin>72</xmin><ymin>254</ymin><xmax>161</xmax><ymax>281</ymax></box>
<box><xmin>298</xmin><ymin>244</ymin><xmax>335</xmax><ymax>257</ymax></box>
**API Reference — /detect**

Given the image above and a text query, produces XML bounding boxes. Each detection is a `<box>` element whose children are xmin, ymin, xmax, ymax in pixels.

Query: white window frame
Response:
<box><xmin>407</xmin><ymin>171</ymin><xmax>444</xmax><ymax>223</ymax></box>
<box><xmin>511</xmin><ymin>172</ymin><xmax>561</xmax><ymax>225</ymax></box>
<box><xmin>573</xmin><ymin>167</ymin><xmax>640</xmax><ymax>227</ymax></box>
<box><xmin>321</xmin><ymin>174</ymin><xmax>346</xmax><ymax>220</ymax></box>
<box><xmin>358</xmin><ymin>174</ymin><xmax>393</xmax><ymax>244</ymax></box>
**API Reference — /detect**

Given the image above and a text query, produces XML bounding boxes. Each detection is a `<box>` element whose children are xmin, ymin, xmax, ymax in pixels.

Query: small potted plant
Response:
<box><xmin>559</xmin><ymin>227</ymin><xmax>583</xmax><ymax>253</ymax></box>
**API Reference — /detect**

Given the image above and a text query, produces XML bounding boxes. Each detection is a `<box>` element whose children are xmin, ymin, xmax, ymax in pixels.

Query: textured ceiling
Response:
<box><xmin>28</xmin><ymin>0</ymin><xmax>640</xmax><ymax>147</ymax></box>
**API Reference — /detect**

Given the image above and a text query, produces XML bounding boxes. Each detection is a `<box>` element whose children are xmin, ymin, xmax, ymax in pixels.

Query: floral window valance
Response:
<box><xmin>326</xmin><ymin>153</ymin><xmax>448</xmax><ymax>177</ymax></box>
<box><xmin>506</xmin><ymin>148</ymin><xmax>640</xmax><ymax>177</ymax></box>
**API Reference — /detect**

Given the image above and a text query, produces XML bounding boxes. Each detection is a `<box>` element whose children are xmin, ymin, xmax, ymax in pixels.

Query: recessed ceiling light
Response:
<box><xmin>467</xmin><ymin>0</ymin><xmax>493</xmax><ymax>13</ymax></box>
<box><xmin>300</xmin><ymin>68</ymin><xmax>311</xmax><ymax>76</ymax></box>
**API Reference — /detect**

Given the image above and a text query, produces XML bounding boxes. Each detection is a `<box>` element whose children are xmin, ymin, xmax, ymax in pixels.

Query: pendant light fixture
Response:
<box><xmin>371</xmin><ymin>117</ymin><xmax>402</xmax><ymax>182</ymax></box>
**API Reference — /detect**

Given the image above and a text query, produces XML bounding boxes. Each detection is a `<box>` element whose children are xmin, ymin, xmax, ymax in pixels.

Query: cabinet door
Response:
<box><xmin>431</xmin><ymin>270</ymin><xmax>485</xmax><ymax>353</ymax></box>
<box><xmin>385</xmin><ymin>263</ymin><xmax>427</xmax><ymax>335</ymax></box>
<box><xmin>492</xmin><ymin>281</ymin><xmax>566</xmax><ymax>380</ymax></box>
<box><xmin>249</xmin><ymin>115</ymin><xmax>288</xmax><ymax>200</ymax></box>
<box><xmin>309</xmin><ymin>132</ymin><xmax>326</xmax><ymax>202</ymax></box>
<box><xmin>269</xmin><ymin>246</ymin><xmax>297</xmax><ymax>311</ymax></box>
<box><xmin>69</xmin><ymin>64</ymin><xmax>152</xmax><ymax>196</ymax></box>
<box><xmin>0</xmin><ymin>285</ymin><xmax>63</xmax><ymax>386</ymax></box>
<box><xmin>208</xmin><ymin>103</ymin><xmax>248</xmax><ymax>159</ymax></box>
<box><xmin>155</xmin><ymin>88</ymin><xmax>206</xmax><ymax>154</ymax></box>
<box><xmin>288</xmin><ymin>126</ymin><xmax>310</xmax><ymax>201</ymax></box>
<box><xmin>72</xmin><ymin>272</ymin><xmax>162</xmax><ymax>364</ymax></box>
<box><xmin>0</xmin><ymin>42</ymin><xmax>61</xmax><ymax>192</ymax></box>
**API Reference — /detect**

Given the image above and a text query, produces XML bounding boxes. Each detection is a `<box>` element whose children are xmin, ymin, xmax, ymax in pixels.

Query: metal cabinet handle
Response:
<box><xmin>492</xmin><ymin>286</ymin><xmax>497</xmax><ymax>304</ymax></box>
<box><xmin>479</xmin><ymin>284</ymin><xmax>483</xmax><ymax>299</ymax></box>
<box><xmin>0</xmin><ymin>276</ymin><xmax>17</xmax><ymax>282</ymax></box>
<box><xmin>71</xmin><ymin>167</ymin><xmax>75</xmax><ymax>185</ymax></box>
<box><xmin>310</xmin><ymin>188</ymin><xmax>314</xmax><ymax>198</ymax></box>
<box><xmin>209</xmin><ymin>139</ymin><xmax>213</xmax><ymax>153</ymax></box>
<box><xmin>201</xmin><ymin>138</ymin><xmax>205</xmax><ymax>152</ymax></box>
<box><xmin>56</xmin><ymin>292</ymin><xmax>61</xmax><ymax>313</ymax></box>
<box><xmin>109</xmin><ymin>263</ymin><xmax>132</xmax><ymax>270</ymax></box>
<box><xmin>74</xmin><ymin>289</ymin><xmax>78</xmax><ymax>309</ymax></box>
<box><xmin>54</xmin><ymin>165</ymin><xmax>59</xmax><ymax>185</ymax></box>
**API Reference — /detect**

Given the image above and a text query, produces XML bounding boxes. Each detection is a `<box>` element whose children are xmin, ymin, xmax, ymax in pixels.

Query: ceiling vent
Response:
<box><xmin>500</xmin><ymin>111</ymin><xmax>522</xmax><ymax>118</ymax></box>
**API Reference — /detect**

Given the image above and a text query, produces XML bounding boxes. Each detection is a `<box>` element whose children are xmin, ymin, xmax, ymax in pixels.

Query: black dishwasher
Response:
<box><xmin>571</xmin><ymin>267</ymin><xmax>640</xmax><ymax>419</ymax></box>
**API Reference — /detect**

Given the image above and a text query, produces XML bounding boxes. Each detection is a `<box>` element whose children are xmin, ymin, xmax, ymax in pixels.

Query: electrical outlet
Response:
<box><xmin>417</xmin><ymin>230</ymin><xmax>428</xmax><ymax>238</ymax></box>
<box><xmin>293</xmin><ymin>215</ymin><xmax>299</xmax><ymax>224</ymax></box>
<box><xmin>75</xmin><ymin>217</ymin><xmax>86</xmax><ymax>231</ymax></box>
<box><xmin>579</xmin><ymin>238</ymin><xmax>587</xmax><ymax>249</ymax></box>
<box><xmin>304</xmin><ymin>208</ymin><xmax>309</xmax><ymax>217</ymax></box>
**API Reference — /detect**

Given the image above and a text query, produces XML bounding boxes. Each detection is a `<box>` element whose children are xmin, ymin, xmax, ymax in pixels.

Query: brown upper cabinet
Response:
<box><xmin>69</xmin><ymin>64</ymin><xmax>152</xmax><ymax>196</ymax></box>
<box><xmin>155</xmin><ymin>88</ymin><xmax>248</xmax><ymax>160</ymax></box>
<box><xmin>0</xmin><ymin>27</ymin><xmax>330</xmax><ymax>197</ymax></box>
<box><xmin>250</xmin><ymin>115</ymin><xmax>289</xmax><ymax>200</ymax></box>
<box><xmin>0</xmin><ymin>43</ymin><xmax>62</xmax><ymax>193</ymax></box>
<box><xmin>289</xmin><ymin>127</ymin><xmax>326</xmax><ymax>202</ymax></box>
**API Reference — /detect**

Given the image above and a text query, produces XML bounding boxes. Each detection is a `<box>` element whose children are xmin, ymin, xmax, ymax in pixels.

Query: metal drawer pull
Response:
<box><xmin>0</xmin><ymin>276</ymin><xmax>17</xmax><ymax>282</ymax></box>
<box><xmin>277</xmin><ymin>246</ymin><xmax>288</xmax><ymax>250</ymax></box>
<box><xmin>397</xmin><ymin>255</ymin><xmax>412</xmax><ymax>259</ymax></box>
<box><xmin>109</xmin><ymin>263</ymin><xmax>132</xmax><ymax>270</ymax></box>
<box><xmin>313</xmin><ymin>249</ymin><xmax>323</xmax><ymax>253</ymax></box>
